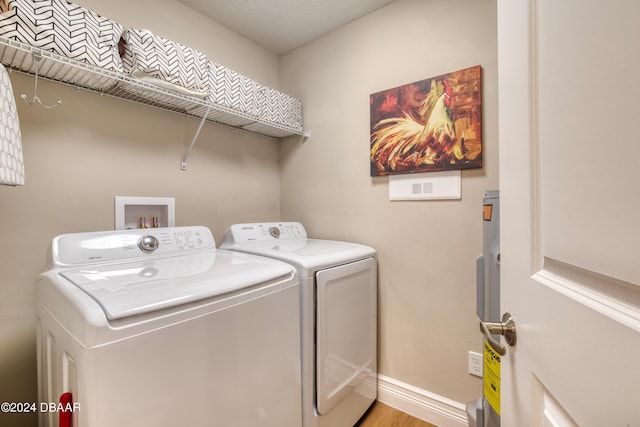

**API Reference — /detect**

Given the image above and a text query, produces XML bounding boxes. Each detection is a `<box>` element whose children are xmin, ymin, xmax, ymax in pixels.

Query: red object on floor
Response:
<box><xmin>59</xmin><ymin>392</ymin><xmax>73</xmax><ymax>427</ymax></box>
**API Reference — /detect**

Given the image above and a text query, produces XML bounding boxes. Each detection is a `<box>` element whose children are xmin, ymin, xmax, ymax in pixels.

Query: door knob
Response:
<box><xmin>480</xmin><ymin>312</ymin><xmax>517</xmax><ymax>356</ymax></box>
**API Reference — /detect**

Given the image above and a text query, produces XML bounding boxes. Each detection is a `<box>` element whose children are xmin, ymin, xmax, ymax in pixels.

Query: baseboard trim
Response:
<box><xmin>376</xmin><ymin>374</ymin><xmax>469</xmax><ymax>427</ymax></box>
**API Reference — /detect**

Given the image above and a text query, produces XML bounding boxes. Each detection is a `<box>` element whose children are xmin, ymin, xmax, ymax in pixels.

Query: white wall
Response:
<box><xmin>279</xmin><ymin>0</ymin><xmax>498</xmax><ymax>405</ymax></box>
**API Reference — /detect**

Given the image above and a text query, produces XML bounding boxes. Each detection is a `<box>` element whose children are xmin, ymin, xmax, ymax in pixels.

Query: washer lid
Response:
<box><xmin>222</xmin><ymin>239</ymin><xmax>376</xmax><ymax>277</ymax></box>
<box><xmin>60</xmin><ymin>250</ymin><xmax>293</xmax><ymax>320</ymax></box>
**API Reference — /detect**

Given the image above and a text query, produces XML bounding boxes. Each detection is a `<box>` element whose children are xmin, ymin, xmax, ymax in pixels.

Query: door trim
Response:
<box><xmin>535</xmin><ymin>260</ymin><xmax>640</xmax><ymax>333</ymax></box>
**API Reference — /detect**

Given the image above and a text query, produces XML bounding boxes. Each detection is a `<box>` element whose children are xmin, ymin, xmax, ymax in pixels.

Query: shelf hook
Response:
<box><xmin>21</xmin><ymin>54</ymin><xmax>62</xmax><ymax>109</ymax></box>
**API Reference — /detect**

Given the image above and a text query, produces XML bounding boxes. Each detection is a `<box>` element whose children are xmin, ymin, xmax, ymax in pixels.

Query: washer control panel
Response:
<box><xmin>268</xmin><ymin>227</ymin><xmax>280</xmax><ymax>238</ymax></box>
<box><xmin>223</xmin><ymin>222</ymin><xmax>307</xmax><ymax>245</ymax></box>
<box><xmin>138</xmin><ymin>235</ymin><xmax>160</xmax><ymax>253</ymax></box>
<box><xmin>51</xmin><ymin>226</ymin><xmax>216</xmax><ymax>266</ymax></box>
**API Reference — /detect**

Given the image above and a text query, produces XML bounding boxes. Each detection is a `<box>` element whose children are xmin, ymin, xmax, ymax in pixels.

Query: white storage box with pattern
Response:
<box><xmin>206</xmin><ymin>60</ymin><xmax>304</xmax><ymax>136</ymax></box>
<box><xmin>120</xmin><ymin>28</ymin><xmax>209</xmax><ymax>104</ymax></box>
<box><xmin>259</xmin><ymin>86</ymin><xmax>303</xmax><ymax>133</ymax></box>
<box><xmin>208</xmin><ymin>61</ymin><xmax>260</xmax><ymax>118</ymax></box>
<box><xmin>0</xmin><ymin>0</ymin><xmax>124</xmax><ymax>89</ymax></box>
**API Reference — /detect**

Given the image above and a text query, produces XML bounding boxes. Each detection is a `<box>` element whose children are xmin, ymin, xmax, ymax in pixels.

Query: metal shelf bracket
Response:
<box><xmin>300</xmin><ymin>130</ymin><xmax>311</xmax><ymax>143</ymax></box>
<box><xmin>181</xmin><ymin>105</ymin><xmax>211</xmax><ymax>171</ymax></box>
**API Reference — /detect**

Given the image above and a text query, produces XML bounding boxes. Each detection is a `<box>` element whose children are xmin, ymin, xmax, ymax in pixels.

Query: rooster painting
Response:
<box><xmin>370</xmin><ymin>65</ymin><xmax>482</xmax><ymax>176</ymax></box>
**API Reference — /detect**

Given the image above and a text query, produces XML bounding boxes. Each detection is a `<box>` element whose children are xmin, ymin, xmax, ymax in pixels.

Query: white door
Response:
<box><xmin>497</xmin><ymin>0</ymin><xmax>640</xmax><ymax>425</ymax></box>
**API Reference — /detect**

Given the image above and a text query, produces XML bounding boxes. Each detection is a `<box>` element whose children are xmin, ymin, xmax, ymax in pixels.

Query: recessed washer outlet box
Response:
<box><xmin>115</xmin><ymin>196</ymin><xmax>175</xmax><ymax>230</ymax></box>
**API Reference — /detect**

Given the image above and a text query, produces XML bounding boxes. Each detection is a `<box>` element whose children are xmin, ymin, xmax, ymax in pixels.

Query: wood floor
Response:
<box><xmin>355</xmin><ymin>402</ymin><xmax>438</xmax><ymax>427</ymax></box>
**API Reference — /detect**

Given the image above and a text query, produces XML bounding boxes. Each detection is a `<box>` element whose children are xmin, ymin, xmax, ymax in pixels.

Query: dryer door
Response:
<box><xmin>315</xmin><ymin>257</ymin><xmax>377</xmax><ymax>415</ymax></box>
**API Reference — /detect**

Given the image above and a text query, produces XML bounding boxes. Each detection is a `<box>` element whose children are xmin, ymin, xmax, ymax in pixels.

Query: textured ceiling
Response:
<box><xmin>178</xmin><ymin>0</ymin><xmax>396</xmax><ymax>54</ymax></box>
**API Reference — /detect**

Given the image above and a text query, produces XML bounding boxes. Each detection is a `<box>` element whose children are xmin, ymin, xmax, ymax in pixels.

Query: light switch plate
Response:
<box><xmin>388</xmin><ymin>170</ymin><xmax>461</xmax><ymax>200</ymax></box>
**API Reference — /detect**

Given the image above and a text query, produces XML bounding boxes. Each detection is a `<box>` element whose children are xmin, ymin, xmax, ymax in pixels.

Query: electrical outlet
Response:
<box><xmin>468</xmin><ymin>351</ymin><xmax>483</xmax><ymax>377</ymax></box>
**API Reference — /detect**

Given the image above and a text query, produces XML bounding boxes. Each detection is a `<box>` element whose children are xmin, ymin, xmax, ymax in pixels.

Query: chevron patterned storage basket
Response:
<box><xmin>259</xmin><ymin>87</ymin><xmax>303</xmax><ymax>132</ymax></box>
<box><xmin>121</xmin><ymin>28</ymin><xmax>209</xmax><ymax>102</ymax></box>
<box><xmin>0</xmin><ymin>63</ymin><xmax>24</xmax><ymax>185</ymax></box>
<box><xmin>208</xmin><ymin>61</ymin><xmax>260</xmax><ymax>117</ymax></box>
<box><xmin>0</xmin><ymin>0</ymin><xmax>124</xmax><ymax>89</ymax></box>
<box><xmin>207</xmin><ymin>61</ymin><xmax>303</xmax><ymax>132</ymax></box>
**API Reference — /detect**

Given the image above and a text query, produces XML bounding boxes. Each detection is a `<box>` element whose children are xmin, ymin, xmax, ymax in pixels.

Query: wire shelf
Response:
<box><xmin>0</xmin><ymin>37</ymin><xmax>307</xmax><ymax>140</ymax></box>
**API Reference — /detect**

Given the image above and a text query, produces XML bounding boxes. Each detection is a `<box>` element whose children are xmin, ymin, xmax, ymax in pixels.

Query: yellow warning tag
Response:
<box><xmin>483</xmin><ymin>340</ymin><xmax>501</xmax><ymax>415</ymax></box>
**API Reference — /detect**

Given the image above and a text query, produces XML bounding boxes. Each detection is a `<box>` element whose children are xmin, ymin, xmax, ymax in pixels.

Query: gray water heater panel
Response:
<box><xmin>477</xmin><ymin>190</ymin><xmax>500</xmax><ymax>323</ymax></box>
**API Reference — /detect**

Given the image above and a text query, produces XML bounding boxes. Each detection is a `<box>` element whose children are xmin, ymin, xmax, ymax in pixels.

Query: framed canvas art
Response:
<box><xmin>370</xmin><ymin>65</ymin><xmax>482</xmax><ymax>176</ymax></box>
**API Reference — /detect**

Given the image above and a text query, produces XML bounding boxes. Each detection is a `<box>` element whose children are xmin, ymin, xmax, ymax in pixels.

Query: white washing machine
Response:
<box><xmin>221</xmin><ymin>222</ymin><xmax>377</xmax><ymax>427</ymax></box>
<box><xmin>36</xmin><ymin>226</ymin><xmax>301</xmax><ymax>427</ymax></box>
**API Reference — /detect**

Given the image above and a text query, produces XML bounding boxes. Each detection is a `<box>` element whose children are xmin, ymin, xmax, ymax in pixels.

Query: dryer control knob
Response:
<box><xmin>139</xmin><ymin>235</ymin><xmax>159</xmax><ymax>253</ymax></box>
<box><xmin>269</xmin><ymin>227</ymin><xmax>280</xmax><ymax>238</ymax></box>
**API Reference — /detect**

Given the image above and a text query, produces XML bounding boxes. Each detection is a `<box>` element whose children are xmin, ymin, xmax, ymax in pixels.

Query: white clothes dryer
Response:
<box><xmin>36</xmin><ymin>226</ymin><xmax>301</xmax><ymax>427</ymax></box>
<box><xmin>221</xmin><ymin>222</ymin><xmax>377</xmax><ymax>427</ymax></box>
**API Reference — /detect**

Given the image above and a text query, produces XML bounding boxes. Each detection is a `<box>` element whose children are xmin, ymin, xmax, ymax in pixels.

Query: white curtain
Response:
<box><xmin>0</xmin><ymin>63</ymin><xmax>24</xmax><ymax>186</ymax></box>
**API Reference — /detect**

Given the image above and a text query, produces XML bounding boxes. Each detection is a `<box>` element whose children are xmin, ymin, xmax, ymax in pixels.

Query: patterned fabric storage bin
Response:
<box><xmin>0</xmin><ymin>0</ymin><xmax>124</xmax><ymax>89</ymax></box>
<box><xmin>0</xmin><ymin>63</ymin><xmax>24</xmax><ymax>185</ymax></box>
<box><xmin>207</xmin><ymin>60</ymin><xmax>303</xmax><ymax>132</ymax></box>
<box><xmin>121</xmin><ymin>28</ymin><xmax>209</xmax><ymax>101</ymax></box>
<box><xmin>259</xmin><ymin>86</ymin><xmax>303</xmax><ymax>132</ymax></box>
<box><xmin>207</xmin><ymin>61</ymin><xmax>260</xmax><ymax>118</ymax></box>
